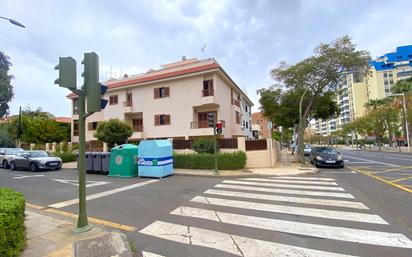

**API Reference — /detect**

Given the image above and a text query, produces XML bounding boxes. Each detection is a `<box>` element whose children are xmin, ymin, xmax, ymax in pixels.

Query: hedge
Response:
<box><xmin>0</xmin><ymin>188</ymin><xmax>26</xmax><ymax>257</ymax></box>
<box><xmin>53</xmin><ymin>152</ymin><xmax>77</xmax><ymax>163</ymax></box>
<box><xmin>174</xmin><ymin>151</ymin><xmax>246</xmax><ymax>170</ymax></box>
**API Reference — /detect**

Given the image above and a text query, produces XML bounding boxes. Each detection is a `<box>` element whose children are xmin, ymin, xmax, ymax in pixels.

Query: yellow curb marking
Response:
<box><xmin>373</xmin><ymin>166</ymin><xmax>412</xmax><ymax>174</ymax></box>
<box><xmin>26</xmin><ymin>203</ymin><xmax>136</xmax><ymax>232</ymax></box>
<box><xmin>350</xmin><ymin>167</ymin><xmax>412</xmax><ymax>194</ymax></box>
<box><xmin>389</xmin><ymin>175</ymin><xmax>412</xmax><ymax>183</ymax></box>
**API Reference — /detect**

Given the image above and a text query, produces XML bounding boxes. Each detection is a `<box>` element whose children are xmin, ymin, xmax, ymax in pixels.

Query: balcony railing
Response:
<box><xmin>123</xmin><ymin>101</ymin><xmax>133</xmax><ymax>107</ymax></box>
<box><xmin>232</xmin><ymin>99</ymin><xmax>240</xmax><ymax>107</ymax></box>
<box><xmin>202</xmin><ymin>89</ymin><xmax>214</xmax><ymax>97</ymax></box>
<box><xmin>133</xmin><ymin>125</ymin><xmax>143</xmax><ymax>132</ymax></box>
<box><xmin>190</xmin><ymin>120</ymin><xmax>226</xmax><ymax>129</ymax></box>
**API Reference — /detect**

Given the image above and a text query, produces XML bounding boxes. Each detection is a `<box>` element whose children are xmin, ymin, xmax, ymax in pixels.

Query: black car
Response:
<box><xmin>9</xmin><ymin>150</ymin><xmax>62</xmax><ymax>172</ymax></box>
<box><xmin>310</xmin><ymin>147</ymin><xmax>344</xmax><ymax>168</ymax></box>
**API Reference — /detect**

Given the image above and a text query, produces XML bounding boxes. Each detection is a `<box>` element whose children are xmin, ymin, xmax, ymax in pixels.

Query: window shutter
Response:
<box><xmin>165</xmin><ymin>115</ymin><xmax>171</xmax><ymax>125</ymax></box>
<box><xmin>210</xmin><ymin>80</ymin><xmax>214</xmax><ymax>90</ymax></box>
<box><xmin>154</xmin><ymin>115</ymin><xmax>160</xmax><ymax>125</ymax></box>
<box><xmin>154</xmin><ymin>88</ymin><xmax>159</xmax><ymax>99</ymax></box>
<box><xmin>87</xmin><ymin>122</ymin><xmax>92</xmax><ymax>131</ymax></box>
<box><xmin>165</xmin><ymin>87</ymin><xmax>170</xmax><ymax>97</ymax></box>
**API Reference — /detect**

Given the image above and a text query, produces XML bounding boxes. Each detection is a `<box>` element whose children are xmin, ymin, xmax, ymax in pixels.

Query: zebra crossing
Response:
<box><xmin>139</xmin><ymin>175</ymin><xmax>412</xmax><ymax>257</ymax></box>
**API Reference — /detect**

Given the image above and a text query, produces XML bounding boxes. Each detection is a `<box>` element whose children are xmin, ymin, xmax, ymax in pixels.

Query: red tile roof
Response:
<box><xmin>54</xmin><ymin>117</ymin><xmax>72</xmax><ymax>123</ymax></box>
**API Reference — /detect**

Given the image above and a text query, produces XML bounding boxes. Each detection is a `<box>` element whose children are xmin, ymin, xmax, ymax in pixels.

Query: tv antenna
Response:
<box><xmin>201</xmin><ymin>44</ymin><xmax>207</xmax><ymax>59</ymax></box>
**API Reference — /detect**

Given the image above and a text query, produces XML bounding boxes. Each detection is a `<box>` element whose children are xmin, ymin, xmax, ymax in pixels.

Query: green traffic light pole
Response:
<box><xmin>213</xmin><ymin>120</ymin><xmax>219</xmax><ymax>175</ymax></box>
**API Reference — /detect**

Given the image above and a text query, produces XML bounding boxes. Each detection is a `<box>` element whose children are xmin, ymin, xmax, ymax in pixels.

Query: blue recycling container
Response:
<box><xmin>138</xmin><ymin>140</ymin><xmax>173</xmax><ymax>178</ymax></box>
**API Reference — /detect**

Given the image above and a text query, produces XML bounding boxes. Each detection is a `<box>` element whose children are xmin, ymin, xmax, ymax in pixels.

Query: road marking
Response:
<box><xmin>11</xmin><ymin>174</ymin><xmax>45</xmax><ymax>179</ymax></box>
<box><xmin>218</xmin><ymin>183</ymin><xmax>352</xmax><ymax>198</ymax></box>
<box><xmin>342</xmin><ymin>155</ymin><xmax>401</xmax><ymax>167</ymax></box>
<box><xmin>191</xmin><ymin>196</ymin><xmax>388</xmax><ymax>224</ymax></box>
<box><xmin>140</xmin><ymin>221</ymin><xmax>358</xmax><ymax>257</ymax></box>
<box><xmin>26</xmin><ymin>202</ymin><xmax>136</xmax><ymax>231</ymax></box>
<box><xmin>344</xmin><ymin>161</ymin><xmax>370</xmax><ymax>164</ymax></box>
<box><xmin>142</xmin><ymin>251</ymin><xmax>166</xmax><ymax>257</ymax></box>
<box><xmin>239</xmin><ymin>178</ymin><xmax>339</xmax><ymax>185</ymax></box>
<box><xmin>322</xmin><ymin>171</ymin><xmax>356</xmax><ymax>174</ymax></box>
<box><xmin>273</xmin><ymin>176</ymin><xmax>336</xmax><ymax>181</ymax></box>
<box><xmin>171</xmin><ymin>206</ymin><xmax>412</xmax><ymax>248</ymax></box>
<box><xmin>222</xmin><ymin>180</ymin><xmax>345</xmax><ymax>191</ymax></box>
<box><xmin>48</xmin><ymin>180</ymin><xmax>158</xmax><ymax>208</ymax></box>
<box><xmin>52</xmin><ymin>179</ymin><xmax>110</xmax><ymax>188</ymax></box>
<box><xmin>372</xmin><ymin>166</ymin><xmax>412</xmax><ymax>174</ymax></box>
<box><xmin>350</xmin><ymin>167</ymin><xmax>412</xmax><ymax>194</ymax></box>
<box><xmin>205</xmin><ymin>189</ymin><xmax>368</xmax><ymax>209</ymax></box>
<box><xmin>389</xmin><ymin>175</ymin><xmax>412</xmax><ymax>183</ymax></box>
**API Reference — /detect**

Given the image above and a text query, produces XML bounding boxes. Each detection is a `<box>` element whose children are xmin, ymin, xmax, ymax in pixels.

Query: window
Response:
<box><xmin>389</xmin><ymin>79</ymin><xmax>394</xmax><ymax>85</ymax></box>
<box><xmin>73</xmin><ymin>120</ymin><xmax>79</xmax><ymax>136</ymax></box>
<box><xmin>245</xmin><ymin>105</ymin><xmax>248</xmax><ymax>113</ymax></box>
<box><xmin>132</xmin><ymin>118</ymin><xmax>143</xmax><ymax>132</ymax></box>
<box><xmin>154</xmin><ymin>87</ymin><xmax>170</xmax><ymax>99</ymax></box>
<box><xmin>383</xmin><ymin>73</ymin><xmax>388</xmax><ymax>78</ymax></box>
<box><xmin>389</xmin><ymin>73</ymin><xmax>393</xmax><ymax>77</ymax></box>
<box><xmin>125</xmin><ymin>92</ymin><xmax>132</xmax><ymax>106</ymax></box>
<box><xmin>154</xmin><ymin>114</ymin><xmax>171</xmax><ymax>126</ymax></box>
<box><xmin>109</xmin><ymin>95</ymin><xmax>118</xmax><ymax>105</ymax></box>
<box><xmin>246</xmin><ymin>121</ymin><xmax>249</xmax><ymax>129</ymax></box>
<box><xmin>202</xmin><ymin>80</ymin><xmax>214</xmax><ymax>96</ymax></box>
<box><xmin>88</xmin><ymin>122</ymin><xmax>99</xmax><ymax>131</ymax></box>
<box><xmin>384</xmin><ymin>80</ymin><xmax>388</xmax><ymax>86</ymax></box>
<box><xmin>73</xmin><ymin>99</ymin><xmax>79</xmax><ymax>115</ymax></box>
<box><xmin>236</xmin><ymin>111</ymin><xmax>240</xmax><ymax>124</ymax></box>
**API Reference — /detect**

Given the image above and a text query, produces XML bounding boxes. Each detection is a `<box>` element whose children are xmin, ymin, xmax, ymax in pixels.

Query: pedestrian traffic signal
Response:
<box><xmin>54</xmin><ymin>57</ymin><xmax>76</xmax><ymax>90</ymax></box>
<box><xmin>82</xmin><ymin>52</ymin><xmax>106</xmax><ymax>113</ymax></box>
<box><xmin>207</xmin><ymin>112</ymin><xmax>215</xmax><ymax>128</ymax></box>
<box><xmin>216</xmin><ymin>122</ymin><xmax>223</xmax><ymax>134</ymax></box>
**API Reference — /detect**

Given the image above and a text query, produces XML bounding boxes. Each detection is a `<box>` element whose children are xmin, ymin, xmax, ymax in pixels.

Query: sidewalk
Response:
<box><xmin>23</xmin><ymin>206</ymin><xmax>133</xmax><ymax>257</ymax></box>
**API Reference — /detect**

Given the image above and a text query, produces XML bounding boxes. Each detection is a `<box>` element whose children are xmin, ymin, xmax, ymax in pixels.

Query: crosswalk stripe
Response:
<box><xmin>191</xmin><ymin>196</ymin><xmax>388</xmax><ymax>224</ymax></box>
<box><xmin>140</xmin><ymin>221</ymin><xmax>358</xmax><ymax>257</ymax></box>
<box><xmin>239</xmin><ymin>178</ymin><xmax>339</xmax><ymax>185</ymax></box>
<box><xmin>223</xmin><ymin>180</ymin><xmax>345</xmax><ymax>191</ymax></box>
<box><xmin>274</xmin><ymin>176</ymin><xmax>336</xmax><ymax>181</ymax></box>
<box><xmin>215</xmin><ymin>184</ymin><xmax>355</xmax><ymax>199</ymax></box>
<box><xmin>142</xmin><ymin>251</ymin><xmax>165</xmax><ymax>257</ymax></box>
<box><xmin>205</xmin><ymin>189</ymin><xmax>369</xmax><ymax>209</ymax></box>
<box><xmin>171</xmin><ymin>206</ymin><xmax>412</xmax><ymax>248</ymax></box>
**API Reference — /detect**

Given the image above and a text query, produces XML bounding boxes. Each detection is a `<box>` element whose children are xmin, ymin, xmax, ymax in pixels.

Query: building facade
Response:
<box><xmin>68</xmin><ymin>58</ymin><xmax>253</xmax><ymax>145</ymax></box>
<box><xmin>251</xmin><ymin>112</ymin><xmax>275</xmax><ymax>139</ymax></box>
<box><xmin>315</xmin><ymin>45</ymin><xmax>412</xmax><ymax>136</ymax></box>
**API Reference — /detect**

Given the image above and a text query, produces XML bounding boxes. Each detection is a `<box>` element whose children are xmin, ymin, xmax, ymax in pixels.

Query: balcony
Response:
<box><xmin>232</xmin><ymin>99</ymin><xmax>240</xmax><ymax>108</ymax></box>
<box><xmin>131</xmin><ymin>125</ymin><xmax>144</xmax><ymax>139</ymax></box>
<box><xmin>133</xmin><ymin>125</ymin><xmax>143</xmax><ymax>132</ymax></box>
<box><xmin>189</xmin><ymin>120</ymin><xmax>225</xmax><ymax>137</ymax></box>
<box><xmin>123</xmin><ymin>101</ymin><xmax>135</xmax><ymax>113</ymax></box>
<box><xmin>190</xmin><ymin>120</ymin><xmax>225</xmax><ymax>129</ymax></box>
<box><xmin>202</xmin><ymin>89</ymin><xmax>214</xmax><ymax>97</ymax></box>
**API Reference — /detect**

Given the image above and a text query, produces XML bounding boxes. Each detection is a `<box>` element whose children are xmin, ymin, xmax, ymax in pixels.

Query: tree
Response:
<box><xmin>94</xmin><ymin>119</ymin><xmax>132</xmax><ymax>148</ymax></box>
<box><xmin>0</xmin><ymin>127</ymin><xmax>15</xmax><ymax>147</ymax></box>
<box><xmin>20</xmin><ymin>118</ymin><xmax>68</xmax><ymax>144</ymax></box>
<box><xmin>262</xmin><ymin>36</ymin><xmax>370</xmax><ymax>162</ymax></box>
<box><xmin>391</xmin><ymin>78</ymin><xmax>412</xmax><ymax>94</ymax></box>
<box><xmin>0</xmin><ymin>51</ymin><xmax>14</xmax><ymax>118</ymax></box>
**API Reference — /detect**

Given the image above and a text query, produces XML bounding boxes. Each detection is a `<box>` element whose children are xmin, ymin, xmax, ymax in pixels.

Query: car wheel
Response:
<box><xmin>2</xmin><ymin>160</ymin><xmax>9</xmax><ymax>169</ymax></box>
<box><xmin>339</xmin><ymin>165</ymin><xmax>344</xmax><ymax>169</ymax></box>
<box><xmin>54</xmin><ymin>167</ymin><xmax>61</xmax><ymax>170</ymax></box>
<box><xmin>314</xmin><ymin>161</ymin><xmax>319</xmax><ymax>168</ymax></box>
<box><xmin>29</xmin><ymin>163</ymin><xmax>38</xmax><ymax>172</ymax></box>
<box><xmin>10</xmin><ymin>162</ymin><xmax>16</xmax><ymax>170</ymax></box>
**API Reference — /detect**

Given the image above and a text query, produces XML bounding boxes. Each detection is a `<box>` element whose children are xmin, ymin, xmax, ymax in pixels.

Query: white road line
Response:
<box><xmin>12</xmin><ymin>174</ymin><xmax>45</xmax><ymax>179</ymax></box>
<box><xmin>142</xmin><ymin>251</ymin><xmax>165</xmax><ymax>257</ymax></box>
<box><xmin>48</xmin><ymin>180</ymin><xmax>158</xmax><ymax>208</ymax></box>
<box><xmin>171</xmin><ymin>206</ymin><xmax>412</xmax><ymax>249</ymax></box>
<box><xmin>205</xmin><ymin>189</ymin><xmax>368</xmax><ymax>209</ymax></box>
<box><xmin>344</xmin><ymin>161</ymin><xmax>370</xmax><ymax>164</ymax></box>
<box><xmin>140</xmin><ymin>221</ymin><xmax>358</xmax><ymax>257</ymax></box>
<box><xmin>342</xmin><ymin>155</ymin><xmax>401</xmax><ymax>167</ymax></box>
<box><xmin>273</xmin><ymin>176</ymin><xmax>336</xmax><ymax>181</ymax></box>
<box><xmin>239</xmin><ymin>178</ymin><xmax>339</xmax><ymax>185</ymax></box>
<box><xmin>215</xmin><ymin>184</ymin><xmax>354</xmax><ymax>198</ymax></box>
<box><xmin>384</xmin><ymin>156</ymin><xmax>412</xmax><ymax>162</ymax></box>
<box><xmin>223</xmin><ymin>180</ymin><xmax>345</xmax><ymax>191</ymax></box>
<box><xmin>191</xmin><ymin>196</ymin><xmax>388</xmax><ymax>224</ymax></box>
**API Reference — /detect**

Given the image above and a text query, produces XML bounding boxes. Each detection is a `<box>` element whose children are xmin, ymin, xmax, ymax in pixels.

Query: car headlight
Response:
<box><xmin>38</xmin><ymin>160</ymin><xmax>47</xmax><ymax>164</ymax></box>
<box><xmin>337</xmin><ymin>155</ymin><xmax>343</xmax><ymax>160</ymax></box>
<box><xmin>316</xmin><ymin>156</ymin><xmax>323</xmax><ymax>160</ymax></box>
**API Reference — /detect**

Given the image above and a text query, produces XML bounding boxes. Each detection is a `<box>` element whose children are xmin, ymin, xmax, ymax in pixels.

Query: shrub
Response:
<box><xmin>191</xmin><ymin>138</ymin><xmax>219</xmax><ymax>154</ymax></box>
<box><xmin>174</xmin><ymin>151</ymin><xmax>246</xmax><ymax>170</ymax></box>
<box><xmin>0</xmin><ymin>188</ymin><xmax>26</xmax><ymax>257</ymax></box>
<box><xmin>53</xmin><ymin>151</ymin><xmax>76</xmax><ymax>163</ymax></box>
<box><xmin>0</xmin><ymin>128</ymin><xmax>15</xmax><ymax>148</ymax></box>
<box><xmin>94</xmin><ymin>119</ymin><xmax>132</xmax><ymax>148</ymax></box>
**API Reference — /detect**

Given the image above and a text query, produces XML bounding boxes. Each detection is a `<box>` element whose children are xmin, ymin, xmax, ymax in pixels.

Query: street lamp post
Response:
<box><xmin>0</xmin><ymin>16</ymin><xmax>25</xmax><ymax>28</ymax></box>
<box><xmin>392</xmin><ymin>93</ymin><xmax>410</xmax><ymax>152</ymax></box>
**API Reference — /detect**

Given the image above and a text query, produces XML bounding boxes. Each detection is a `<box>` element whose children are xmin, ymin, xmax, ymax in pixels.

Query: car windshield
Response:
<box><xmin>315</xmin><ymin>147</ymin><xmax>338</xmax><ymax>154</ymax></box>
<box><xmin>304</xmin><ymin>144</ymin><xmax>311</xmax><ymax>149</ymax></box>
<box><xmin>5</xmin><ymin>148</ymin><xmax>23</xmax><ymax>155</ymax></box>
<box><xmin>29</xmin><ymin>151</ymin><xmax>49</xmax><ymax>157</ymax></box>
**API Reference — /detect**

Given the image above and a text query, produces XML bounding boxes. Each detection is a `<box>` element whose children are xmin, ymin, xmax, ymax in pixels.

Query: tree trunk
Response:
<box><xmin>296</xmin><ymin>97</ymin><xmax>314</xmax><ymax>163</ymax></box>
<box><xmin>378</xmin><ymin>135</ymin><xmax>382</xmax><ymax>151</ymax></box>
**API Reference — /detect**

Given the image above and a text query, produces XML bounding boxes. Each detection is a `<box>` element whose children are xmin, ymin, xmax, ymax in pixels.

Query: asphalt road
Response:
<box><xmin>1</xmin><ymin>150</ymin><xmax>412</xmax><ymax>257</ymax></box>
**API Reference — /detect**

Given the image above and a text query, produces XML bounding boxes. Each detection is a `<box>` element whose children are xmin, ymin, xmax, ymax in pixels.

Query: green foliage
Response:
<box><xmin>191</xmin><ymin>138</ymin><xmax>218</xmax><ymax>154</ymax></box>
<box><xmin>53</xmin><ymin>151</ymin><xmax>76</xmax><ymax>163</ymax></box>
<box><xmin>0</xmin><ymin>127</ymin><xmax>15</xmax><ymax>147</ymax></box>
<box><xmin>391</xmin><ymin>78</ymin><xmax>412</xmax><ymax>94</ymax></box>
<box><xmin>94</xmin><ymin>119</ymin><xmax>132</xmax><ymax>148</ymax></box>
<box><xmin>0</xmin><ymin>51</ymin><xmax>14</xmax><ymax>118</ymax></box>
<box><xmin>20</xmin><ymin>118</ymin><xmax>68</xmax><ymax>144</ymax></box>
<box><xmin>271</xmin><ymin>131</ymin><xmax>282</xmax><ymax>141</ymax></box>
<box><xmin>174</xmin><ymin>151</ymin><xmax>246</xmax><ymax>170</ymax></box>
<box><xmin>0</xmin><ymin>188</ymin><xmax>26</xmax><ymax>257</ymax></box>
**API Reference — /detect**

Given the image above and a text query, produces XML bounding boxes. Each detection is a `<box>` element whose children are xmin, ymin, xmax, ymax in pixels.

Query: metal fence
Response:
<box><xmin>245</xmin><ymin>139</ymin><xmax>267</xmax><ymax>151</ymax></box>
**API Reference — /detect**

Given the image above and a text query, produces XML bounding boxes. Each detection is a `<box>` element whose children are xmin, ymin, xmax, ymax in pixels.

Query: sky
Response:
<box><xmin>1</xmin><ymin>0</ymin><xmax>412</xmax><ymax>117</ymax></box>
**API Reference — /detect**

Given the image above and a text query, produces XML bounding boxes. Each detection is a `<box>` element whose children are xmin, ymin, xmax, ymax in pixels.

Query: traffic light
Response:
<box><xmin>207</xmin><ymin>112</ymin><xmax>215</xmax><ymax>128</ymax></box>
<box><xmin>216</xmin><ymin>122</ymin><xmax>223</xmax><ymax>134</ymax></box>
<box><xmin>82</xmin><ymin>52</ymin><xmax>107</xmax><ymax>113</ymax></box>
<box><xmin>54</xmin><ymin>57</ymin><xmax>76</xmax><ymax>90</ymax></box>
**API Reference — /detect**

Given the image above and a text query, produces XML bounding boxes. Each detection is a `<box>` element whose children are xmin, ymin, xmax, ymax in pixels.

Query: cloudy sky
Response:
<box><xmin>1</xmin><ymin>0</ymin><xmax>411</xmax><ymax>117</ymax></box>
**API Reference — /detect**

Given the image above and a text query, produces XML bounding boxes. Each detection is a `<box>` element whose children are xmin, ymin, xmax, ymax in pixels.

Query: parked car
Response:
<box><xmin>9</xmin><ymin>150</ymin><xmax>62</xmax><ymax>172</ymax></box>
<box><xmin>0</xmin><ymin>148</ymin><xmax>24</xmax><ymax>168</ymax></box>
<box><xmin>304</xmin><ymin>144</ymin><xmax>312</xmax><ymax>156</ymax></box>
<box><xmin>310</xmin><ymin>146</ymin><xmax>344</xmax><ymax>168</ymax></box>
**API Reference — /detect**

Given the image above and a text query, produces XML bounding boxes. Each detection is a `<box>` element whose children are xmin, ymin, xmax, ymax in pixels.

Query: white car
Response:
<box><xmin>0</xmin><ymin>148</ymin><xmax>24</xmax><ymax>168</ymax></box>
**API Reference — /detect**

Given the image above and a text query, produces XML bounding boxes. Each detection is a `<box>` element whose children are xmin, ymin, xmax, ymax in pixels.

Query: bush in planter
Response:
<box><xmin>0</xmin><ymin>188</ymin><xmax>26</xmax><ymax>257</ymax></box>
<box><xmin>174</xmin><ymin>151</ymin><xmax>246</xmax><ymax>170</ymax></box>
<box><xmin>53</xmin><ymin>151</ymin><xmax>77</xmax><ymax>163</ymax></box>
<box><xmin>191</xmin><ymin>137</ymin><xmax>219</xmax><ymax>154</ymax></box>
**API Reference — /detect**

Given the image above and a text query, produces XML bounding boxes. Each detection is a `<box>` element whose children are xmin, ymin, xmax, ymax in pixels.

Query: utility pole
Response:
<box><xmin>299</xmin><ymin>88</ymin><xmax>308</xmax><ymax>165</ymax></box>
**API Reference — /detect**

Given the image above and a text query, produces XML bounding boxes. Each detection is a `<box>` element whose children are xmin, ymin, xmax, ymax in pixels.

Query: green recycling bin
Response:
<box><xmin>108</xmin><ymin>144</ymin><xmax>138</xmax><ymax>178</ymax></box>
